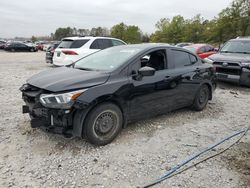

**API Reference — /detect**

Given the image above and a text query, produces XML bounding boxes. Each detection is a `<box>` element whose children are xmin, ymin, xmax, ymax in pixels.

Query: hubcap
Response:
<box><xmin>94</xmin><ymin>111</ymin><xmax>117</xmax><ymax>136</ymax></box>
<box><xmin>199</xmin><ymin>87</ymin><xmax>208</xmax><ymax>104</ymax></box>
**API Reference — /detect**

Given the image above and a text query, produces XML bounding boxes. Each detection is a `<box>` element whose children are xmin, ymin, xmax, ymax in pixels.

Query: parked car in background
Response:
<box><xmin>5</xmin><ymin>42</ymin><xmax>38</xmax><ymax>52</ymax></box>
<box><xmin>53</xmin><ymin>36</ymin><xmax>126</xmax><ymax>66</ymax></box>
<box><xmin>205</xmin><ymin>37</ymin><xmax>250</xmax><ymax>86</ymax></box>
<box><xmin>175</xmin><ymin>42</ymin><xmax>193</xmax><ymax>47</ymax></box>
<box><xmin>0</xmin><ymin>40</ymin><xmax>6</xmax><ymax>49</ymax></box>
<box><xmin>35</xmin><ymin>42</ymin><xmax>44</xmax><ymax>50</ymax></box>
<box><xmin>20</xmin><ymin>44</ymin><xmax>216</xmax><ymax>145</ymax></box>
<box><xmin>46</xmin><ymin>42</ymin><xmax>60</xmax><ymax>64</ymax></box>
<box><xmin>35</xmin><ymin>41</ymin><xmax>48</xmax><ymax>51</ymax></box>
<box><xmin>184</xmin><ymin>44</ymin><xmax>217</xmax><ymax>59</ymax></box>
<box><xmin>43</xmin><ymin>43</ymin><xmax>52</xmax><ymax>51</ymax></box>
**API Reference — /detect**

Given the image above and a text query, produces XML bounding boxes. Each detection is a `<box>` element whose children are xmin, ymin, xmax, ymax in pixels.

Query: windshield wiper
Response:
<box><xmin>221</xmin><ymin>51</ymin><xmax>250</xmax><ymax>54</ymax></box>
<box><xmin>220</xmin><ymin>51</ymin><xmax>236</xmax><ymax>53</ymax></box>
<box><xmin>75</xmin><ymin>67</ymin><xmax>94</xmax><ymax>71</ymax></box>
<box><xmin>236</xmin><ymin>51</ymin><xmax>250</xmax><ymax>54</ymax></box>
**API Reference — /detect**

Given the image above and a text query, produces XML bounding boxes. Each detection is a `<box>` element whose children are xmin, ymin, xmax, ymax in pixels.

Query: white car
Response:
<box><xmin>53</xmin><ymin>36</ymin><xmax>126</xmax><ymax>66</ymax></box>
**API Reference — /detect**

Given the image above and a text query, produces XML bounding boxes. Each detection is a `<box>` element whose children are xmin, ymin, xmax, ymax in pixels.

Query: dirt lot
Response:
<box><xmin>0</xmin><ymin>51</ymin><xmax>249</xmax><ymax>188</ymax></box>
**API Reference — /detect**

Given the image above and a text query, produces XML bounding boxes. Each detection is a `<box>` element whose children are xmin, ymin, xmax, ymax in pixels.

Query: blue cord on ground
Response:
<box><xmin>142</xmin><ymin>126</ymin><xmax>250</xmax><ymax>188</ymax></box>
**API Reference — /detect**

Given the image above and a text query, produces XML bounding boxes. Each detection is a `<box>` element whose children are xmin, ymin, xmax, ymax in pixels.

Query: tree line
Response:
<box><xmin>49</xmin><ymin>0</ymin><xmax>249</xmax><ymax>44</ymax></box>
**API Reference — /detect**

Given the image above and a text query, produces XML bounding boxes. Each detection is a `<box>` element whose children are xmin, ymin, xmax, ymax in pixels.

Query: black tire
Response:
<box><xmin>192</xmin><ymin>84</ymin><xmax>210</xmax><ymax>111</ymax></box>
<box><xmin>83</xmin><ymin>103</ymin><xmax>123</xmax><ymax>146</ymax></box>
<box><xmin>11</xmin><ymin>48</ymin><xmax>15</xmax><ymax>52</ymax></box>
<box><xmin>30</xmin><ymin>48</ymin><xmax>34</xmax><ymax>52</ymax></box>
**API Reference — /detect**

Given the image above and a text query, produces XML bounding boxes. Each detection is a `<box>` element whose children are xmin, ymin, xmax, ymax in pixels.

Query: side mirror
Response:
<box><xmin>138</xmin><ymin>66</ymin><xmax>155</xmax><ymax>77</ymax></box>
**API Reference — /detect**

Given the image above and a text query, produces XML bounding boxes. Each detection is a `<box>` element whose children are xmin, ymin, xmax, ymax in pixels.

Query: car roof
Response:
<box><xmin>62</xmin><ymin>36</ymin><xmax>124</xmax><ymax>41</ymax></box>
<box><xmin>230</xmin><ymin>38</ymin><xmax>250</xmax><ymax>42</ymax></box>
<box><xmin>188</xmin><ymin>43</ymin><xmax>210</xmax><ymax>47</ymax></box>
<box><xmin>113</xmin><ymin>43</ymin><xmax>171</xmax><ymax>51</ymax></box>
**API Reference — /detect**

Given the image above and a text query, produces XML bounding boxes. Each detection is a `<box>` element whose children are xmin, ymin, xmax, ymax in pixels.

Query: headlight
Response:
<box><xmin>204</xmin><ymin>58</ymin><xmax>214</xmax><ymax>64</ymax></box>
<box><xmin>40</xmin><ymin>89</ymin><xmax>87</xmax><ymax>109</ymax></box>
<box><xmin>241</xmin><ymin>62</ymin><xmax>250</xmax><ymax>68</ymax></box>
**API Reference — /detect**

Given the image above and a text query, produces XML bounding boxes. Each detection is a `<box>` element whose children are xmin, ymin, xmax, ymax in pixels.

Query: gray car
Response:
<box><xmin>205</xmin><ymin>37</ymin><xmax>250</xmax><ymax>86</ymax></box>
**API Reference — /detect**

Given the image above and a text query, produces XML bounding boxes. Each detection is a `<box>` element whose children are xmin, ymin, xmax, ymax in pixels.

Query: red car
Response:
<box><xmin>184</xmin><ymin>44</ymin><xmax>217</xmax><ymax>59</ymax></box>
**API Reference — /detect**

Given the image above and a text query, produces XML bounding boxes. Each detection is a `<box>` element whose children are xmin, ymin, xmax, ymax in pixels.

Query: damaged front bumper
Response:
<box><xmin>20</xmin><ymin>84</ymin><xmax>79</xmax><ymax>138</ymax></box>
<box><xmin>22</xmin><ymin>104</ymin><xmax>75</xmax><ymax>137</ymax></box>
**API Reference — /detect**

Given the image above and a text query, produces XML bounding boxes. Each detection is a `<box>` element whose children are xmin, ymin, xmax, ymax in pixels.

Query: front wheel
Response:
<box><xmin>192</xmin><ymin>84</ymin><xmax>210</xmax><ymax>111</ymax></box>
<box><xmin>83</xmin><ymin>103</ymin><xmax>123</xmax><ymax>146</ymax></box>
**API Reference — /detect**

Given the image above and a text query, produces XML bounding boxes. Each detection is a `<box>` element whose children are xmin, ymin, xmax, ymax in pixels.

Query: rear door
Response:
<box><xmin>15</xmin><ymin>43</ymin><xmax>27</xmax><ymax>51</ymax></box>
<box><xmin>20</xmin><ymin>44</ymin><xmax>29</xmax><ymax>51</ymax></box>
<box><xmin>168</xmin><ymin>49</ymin><xmax>202</xmax><ymax>108</ymax></box>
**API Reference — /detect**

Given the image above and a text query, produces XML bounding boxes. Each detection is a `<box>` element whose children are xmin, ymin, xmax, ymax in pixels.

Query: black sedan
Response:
<box><xmin>20</xmin><ymin>44</ymin><xmax>216</xmax><ymax>145</ymax></box>
<box><xmin>5</xmin><ymin>42</ymin><xmax>37</xmax><ymax>52</ymax></box>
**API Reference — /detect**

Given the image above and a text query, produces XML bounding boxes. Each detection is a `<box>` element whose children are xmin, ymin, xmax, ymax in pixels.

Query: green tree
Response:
<box><xmin>183</xmin><ymin>14</ymin><xmax>205</xmax><ymax>43</ymax></box>
<box><xmin>142</xmin><ymin>33</ymin><xmax>150</xmax><ymax>43</ymax></box>
<box><xmin>111</xmin><ymin>23</ymin><xmax>142</xmax><ymax>43</ymax></box>
<box><xmin>54</xmin><ymin>27</ymin><xmax>74</xmax><ymax>40</ymax></box>
<box><xmin>90</xmin><ymin>27</ymin><xmax>110</xmax><ymax>36</ymax></box>
<box><xmin>124</xmin><ymin>25</ymin><xmax>142</xmax><ymax>44</ymax></box>
<box><xmin>110</xmin><ymin>23</ymin><xmax>127</xmax><ymax>41</ymax></box>
<box><xmin>150</xmin><ymin>15</ymin><xmax>185</xmax><ymax>43</ymax></box>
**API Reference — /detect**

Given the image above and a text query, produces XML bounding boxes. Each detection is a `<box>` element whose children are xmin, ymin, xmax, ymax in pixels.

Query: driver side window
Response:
<box><xmin>140</xmin><ymin>50</ymin><xmax>167</xmax><ymax>71</ymax></box>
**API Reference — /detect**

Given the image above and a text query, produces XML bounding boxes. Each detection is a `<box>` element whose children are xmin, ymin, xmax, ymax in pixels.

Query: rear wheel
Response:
<box><xmin>11</xmin><ymin>48</ymin><xmax>15</xmax><ymax>52</ymax></box>
<box><xmin>30</xmin><ymin>48</ymin><xmax>34</xmax><ymax>52</ymax></box>
<box><xmin>192</xmin><ymin>84</ymin><xmax>210</xmax><ymax>111</ymax></box>
<box><xmin>83</xmin><ymin>103</ymin><xmax>123</xmax><ymax>146</ymax></box>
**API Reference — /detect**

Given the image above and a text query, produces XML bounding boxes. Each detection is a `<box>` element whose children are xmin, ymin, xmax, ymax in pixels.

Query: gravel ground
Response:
<box><xmin>0</xmin><ymin>51</ymin><xmax>249</xmax><ymax>188</ymax></box>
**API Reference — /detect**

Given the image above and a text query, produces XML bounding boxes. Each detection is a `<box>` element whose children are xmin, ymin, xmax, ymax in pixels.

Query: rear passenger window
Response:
<box><xmin>90</xmin><ymin>39</ymin><xmax>113</xmax><ymax>50</ymax></box>
<box><xmin>99</xmin><ymin>39</ymin><xmax>113</xmax><ymax>49</ymax></box>
<box><xmin>172</xmin><ymin>50</ymin><xmax>192</xmax><ymax>68</ymax></box>
<box><xmin>71</xmin><ymin>40</ymin><xmax>89</xmax><ymax>48</ymax></box>
<box><xmin>112</xmin><ymin>40</ymin><xmax>125</xmax><ymax>46</ymax></box>
<box><xmin>90</xmin><ymin>40</ymin><xmax>99</xmax><ymax>49</ymax></box>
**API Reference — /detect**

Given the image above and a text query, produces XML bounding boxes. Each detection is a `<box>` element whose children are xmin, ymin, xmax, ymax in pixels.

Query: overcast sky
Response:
<box><xmin>0</xmin><ymin>0</ymin><xmax>231</xmax><ymax>38</ymax></box>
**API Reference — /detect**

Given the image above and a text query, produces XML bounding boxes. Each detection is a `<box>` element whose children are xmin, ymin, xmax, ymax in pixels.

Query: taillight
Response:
<box><xmin>62</xmin><ymin>50</ymin><xmax>78</xmax><ymax>55</ymax></box>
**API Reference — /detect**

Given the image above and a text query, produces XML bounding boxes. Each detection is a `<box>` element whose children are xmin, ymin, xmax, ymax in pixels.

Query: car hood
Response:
<box><xmin>27</xmin><ymin>67</ymin><xmax>110</xmax><ymax>92</ymax></box>
<box><xmin>209</xmin><ymin>53</ymin><xmax>250</xmax><ymax>63</ymax></box>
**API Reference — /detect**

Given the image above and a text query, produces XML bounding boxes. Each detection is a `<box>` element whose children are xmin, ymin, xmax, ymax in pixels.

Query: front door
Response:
<box><xmin>127</xmin><ymin>49</ymin><xmax>182</xmax><ymax>121</ymax></box>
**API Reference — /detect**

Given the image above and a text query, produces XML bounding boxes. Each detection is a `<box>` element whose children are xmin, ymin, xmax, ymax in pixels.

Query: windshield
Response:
<box><xmin>220</xmin><ymin>41</ymin><xmax>250</xmax><ymax>54</ymax></box>
<box><xmin>74</xmin><ymin>46</ymin><xmax>141</xmax><ymax>71</ymax></box>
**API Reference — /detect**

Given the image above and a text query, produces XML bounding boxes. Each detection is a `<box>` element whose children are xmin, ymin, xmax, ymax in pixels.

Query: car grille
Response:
<box><xmin>216</xmin><ymin>67</ymin><xmax>241</xmax><ymax>75</ymax></box>
<box><xmin>213</xmin><ymin>61</ymin><xmax>240</xmax><ymax>67</ymax></box>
